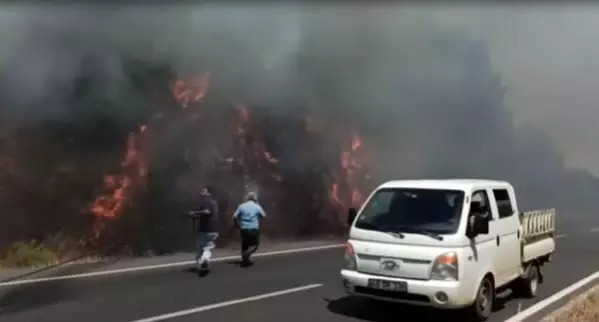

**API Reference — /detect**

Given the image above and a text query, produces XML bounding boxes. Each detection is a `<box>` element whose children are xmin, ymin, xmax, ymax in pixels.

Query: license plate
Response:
<box><xmin>367</xmin><ymin>279</ymin><xmax>408</xmax><ymax>292</ymax></box>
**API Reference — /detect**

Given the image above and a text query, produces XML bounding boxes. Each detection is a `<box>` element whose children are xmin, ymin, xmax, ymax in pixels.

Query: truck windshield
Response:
<box><xmin>354</xmin><ymin>188</ymin><xmax>465</xmax><ymax>235</ymax></box>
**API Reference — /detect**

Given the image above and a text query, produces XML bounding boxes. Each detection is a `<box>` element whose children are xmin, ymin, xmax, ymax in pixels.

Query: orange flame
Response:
<box><xmin>88</xmin><ymin>70</ymin><xmax>371</xmax><ymax>238</ymax></box>
<box><xmin>90</xmin><ymin>71</ymin><xmax>212</xmax><ymax>238</ymax></box>
<box><xmin>234</xmin><ymin>104</ymin><xmax>280</xmax><ymax>166</ymax></box>
<box><xmin>89</xmin><ymin>126</ymin><xmax>148</xmax><ymax>238</ymax></box>
<box><xmin>232</xmin><ymin>103</ymin><xmax>282</xmax><ymax>187</ymax></box>
<box><xmin>171</xmin><ymin>72</ymin><xmax>212</xmax><ymax>108</ymax></box>
<box><xmin>330</xmin><ymin>132</ymin><xmax>366</xmax><ymax>211</ymax></box>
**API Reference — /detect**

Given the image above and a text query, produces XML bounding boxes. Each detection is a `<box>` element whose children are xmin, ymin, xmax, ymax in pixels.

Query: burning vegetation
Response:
<box><xmin>29</xmin><ymin>69</ymin><xmax>373</xmax><ymax>255</ymax></box>
<box><xmin>2</xmin><ymin>8</ymin><xmax>599</xmax><ymax>261</ymax></box>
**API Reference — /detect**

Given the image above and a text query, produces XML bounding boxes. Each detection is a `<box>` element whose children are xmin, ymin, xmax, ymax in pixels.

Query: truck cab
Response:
<box><xmin>340</xmin><ymin>179</ymin><xmax>555</xmax><ymax>321</ymax></box>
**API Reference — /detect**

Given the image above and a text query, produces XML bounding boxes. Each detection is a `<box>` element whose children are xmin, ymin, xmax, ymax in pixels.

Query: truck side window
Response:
<box><xmin>471</xmin><ymin>190</ymin><xmax>492</xmax><ymax>219</ymax></box>
<box><xmin>493</xmin><ymin>189</ymin><xmax>514</xmax><ymax>218</ymax></box>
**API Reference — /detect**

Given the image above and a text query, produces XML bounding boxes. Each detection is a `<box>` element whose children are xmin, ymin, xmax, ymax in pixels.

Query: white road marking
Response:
<box><xmin>0</xmin><ymin>244</ymin><xmax>343</xmax><ymax>287</ymax></box>
<box><xmin>126</xmin><ymin>283</ymin><xmax>323</xmax><ymax>322</ymax></box>
<box><xmin>555</xmin><ymin>234</ymin><xmax>567</xmax><ymax>239</ymax></box>
<box><xmin>504</xmin><ymin>269</ymin><xmax>599</xmax><ymax>322</ymax></box>
<box><xmin>590</xmin><ymin>227</ymin><xmax>599</xmax><ymax>233</ymax></box>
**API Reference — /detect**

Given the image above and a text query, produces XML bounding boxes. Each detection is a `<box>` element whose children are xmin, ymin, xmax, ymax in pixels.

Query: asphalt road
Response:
<box><xmin>1</xmin><ymin>230</ymin><xmax>599</xmax><ymax>322</ymax></box>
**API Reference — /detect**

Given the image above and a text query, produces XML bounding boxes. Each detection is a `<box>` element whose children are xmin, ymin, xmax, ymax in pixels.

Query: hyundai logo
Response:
<box><xmin>381</xmin><ymin>260</ymin><xmax>399</xmax><ymax>271</ymax></box>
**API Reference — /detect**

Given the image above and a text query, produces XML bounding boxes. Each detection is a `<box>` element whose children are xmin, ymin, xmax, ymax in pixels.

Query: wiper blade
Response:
<box><xmin>394</xmin><ymin>226</ymin><xmax>443</xmax><ymax>241</ymax></box>
<box><xmin>384</xmin><ymin>231</ymin><xmax>405</xmax><ymax>239</ymax></box>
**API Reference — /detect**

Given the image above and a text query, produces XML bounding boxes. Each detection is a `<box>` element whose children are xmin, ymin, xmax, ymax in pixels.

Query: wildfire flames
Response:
<box><xmin>171</xmin><ymin>73</ymin><xmax>212</xmax><ymax>108</ymax></box>
<box><xmin>331</xmin><ymin>133</ymin><xmax>367</xmax><ymax>209</ymax></box>
<box><xmin>88</xmin><ymin>72</ymin><xmax>370</xmax><ymax>239</ymax></box>
<box><xmin>90</xmin><ymin>126</ymin><xmax>148</xmax><ymax>238</ymax></box>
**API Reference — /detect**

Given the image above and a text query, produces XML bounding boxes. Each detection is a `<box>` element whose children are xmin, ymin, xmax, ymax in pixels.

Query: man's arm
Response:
<box><xmin>258</xmin><ymin>204</ymin><xmax>266</xmax><ymax>219</ymax></box>
<box><xmin>189</xmin><ymin>201</ymin><xmax>215</xmax><ymax>218</ymax></box>
<box><xmin>188</xmin><ymin>209</ymin><xmax>210</xmax><ymax>218</ymax></box>
<box><xmin>232</xmin><ymin>205</ymin><xmax>242</xmax><ymax>228</ymax></box>
<box><xmin>232</xmin><ymin>205</ymin><xmax>241</xmax><ymax>219</ymax></box>
<box><xmin>211</xmin><ymin>200</ymin><xmax>219</xmax><ymax>216</ymax></box>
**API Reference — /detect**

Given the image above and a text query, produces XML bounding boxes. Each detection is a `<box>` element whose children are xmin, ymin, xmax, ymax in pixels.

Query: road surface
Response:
<box><xmin>1</xmin><ymin>228</ymin><xmax>599</xmax><ymax>322</ymax></box>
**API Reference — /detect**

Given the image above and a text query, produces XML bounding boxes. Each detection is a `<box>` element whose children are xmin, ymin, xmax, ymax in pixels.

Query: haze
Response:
<box><xmin>1</xmin><ymin>4</ymin><xmax>599</xmax><ymax>246</ymax></box>
<box><xmin>424</xmin><ymin>5</ymin><xmax>599</xmax><ymax>175</ymax></box>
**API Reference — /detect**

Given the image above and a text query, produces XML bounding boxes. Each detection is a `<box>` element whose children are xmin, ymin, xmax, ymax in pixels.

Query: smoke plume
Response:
<box><xmin>0</xmin><ymin>5</ymin><xmax>596</xmax><ymax>254</ymax></box>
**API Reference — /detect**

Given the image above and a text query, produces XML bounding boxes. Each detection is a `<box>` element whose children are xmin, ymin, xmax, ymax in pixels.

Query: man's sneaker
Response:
<box><xmin>197</xmin><ymin>261</ymin><xmax>210</xmax><ymax>277</ymax></box>
<box><xmin>240</xmin><ymin>259</ymin><xmax>254</xmax><ymax>268</ymax></box>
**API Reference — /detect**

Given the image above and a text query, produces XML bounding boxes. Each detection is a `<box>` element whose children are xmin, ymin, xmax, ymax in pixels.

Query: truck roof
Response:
<box><xmin>378</xmin><ymin>179</ymin><xmax>511</xmax><ymax>191</ymax></box>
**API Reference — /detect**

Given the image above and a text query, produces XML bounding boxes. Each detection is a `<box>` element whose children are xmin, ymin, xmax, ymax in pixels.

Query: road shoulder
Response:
<box><xmin>0</xmin><ymin>238</ymin><xmax>344</xmax><ymax>286</ymax></box>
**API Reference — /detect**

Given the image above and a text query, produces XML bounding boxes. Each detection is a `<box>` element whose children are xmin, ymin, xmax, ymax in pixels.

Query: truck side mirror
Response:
<box><xmin>466</xmin><ymin>212</ymin><xmax>490</xmax><ymax>239</ymax></box>
<box><xmin>347</xmin><ymin>208</ymin><xmax>358</xmax><ymax>226</ymax></box>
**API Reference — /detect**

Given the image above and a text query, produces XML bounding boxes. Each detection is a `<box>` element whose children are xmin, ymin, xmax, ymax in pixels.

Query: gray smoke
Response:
<box><xmin>0</xmin><ymin>4</ymin><xmax>597</xmax><ymax>246</ymax></box>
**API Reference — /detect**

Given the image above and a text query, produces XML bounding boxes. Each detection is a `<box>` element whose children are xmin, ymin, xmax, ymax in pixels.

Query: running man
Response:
<box><xmin>232</xmin><ymin>192</ymin><xmax>266</xmax><ymax>267</ymax></box>
<box><xmin>189</xmin><ymin>186</ymin><xmax>219</xmax><ymax>273</ymax></box>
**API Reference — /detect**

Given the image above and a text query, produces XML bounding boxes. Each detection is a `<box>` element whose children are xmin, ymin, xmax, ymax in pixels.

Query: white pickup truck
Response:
<box><xmin>341</xmin><ymin>179</ymin><xmax>556</xmax><ymax>321</ymax></box>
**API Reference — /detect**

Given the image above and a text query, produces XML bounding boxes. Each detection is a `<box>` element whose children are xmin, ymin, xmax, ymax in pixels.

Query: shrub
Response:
<box><xmin>1</xmin><ymin>240</ymin><xmax>59</xmax><ymax>268</ymax></box>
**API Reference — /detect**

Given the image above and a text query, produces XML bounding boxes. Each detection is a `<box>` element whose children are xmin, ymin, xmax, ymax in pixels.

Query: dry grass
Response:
<box><xmin>543</xmin><ymin>284</ymin><xmax>599</xmax><ymax>322</ymax></box>
<box><xmin>0</xmin><ymin>233</ymin><xmax>86</xmax><ymax>268</ymax></box>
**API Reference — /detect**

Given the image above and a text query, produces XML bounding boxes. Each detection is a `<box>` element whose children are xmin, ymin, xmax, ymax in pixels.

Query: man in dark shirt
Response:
<box><xmin>189</xmin><ymin>186</ymin><xmax>219</xmax><ymax>272</ymax></box>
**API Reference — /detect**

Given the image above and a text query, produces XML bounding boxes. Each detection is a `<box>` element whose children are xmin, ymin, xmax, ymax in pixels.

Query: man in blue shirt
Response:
<box><xmin>233</xmin><ymin>192</ymin><xmax>266</xmax><ymax>267</ymax></box>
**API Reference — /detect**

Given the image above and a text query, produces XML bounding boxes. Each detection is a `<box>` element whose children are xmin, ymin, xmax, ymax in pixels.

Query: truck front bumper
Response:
<box><xmin>340</xmin><ymin>269</ymin><xmax>474</xmax><ymax>309</ymax></box>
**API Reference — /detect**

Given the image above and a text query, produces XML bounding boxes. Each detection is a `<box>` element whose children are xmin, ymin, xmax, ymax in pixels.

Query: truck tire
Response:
<box><xmin>465</xmin><ymin>275</ymin><xmax>494</xmax><ymax>321</ymax></box>
<box><xmin>518</xmin><ymin>264</ymin><xmax>540</xmax><ymax>298</ymax></box>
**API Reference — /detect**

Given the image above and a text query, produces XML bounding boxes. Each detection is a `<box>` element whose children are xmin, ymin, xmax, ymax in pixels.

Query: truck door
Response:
<box><xmin>469</xmin><ymin>190</ymin><xmax>503</xmax><ymax>284</ymax></box>
<box><xmin>490</xmin><ymin>188</ymin><xmax>521</xmax><ymax>283</ymax></box>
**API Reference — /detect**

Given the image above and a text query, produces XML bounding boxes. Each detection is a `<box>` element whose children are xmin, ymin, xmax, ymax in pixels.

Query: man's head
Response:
<box><xmin>200</xmin><ymin>186</ymin><xmax>213</xmax><ymax>197</ymax></box>
<box><xmin>246</xmin><ymin>191</ymin><xmax>258</xmax><ymax>202</ymax></box>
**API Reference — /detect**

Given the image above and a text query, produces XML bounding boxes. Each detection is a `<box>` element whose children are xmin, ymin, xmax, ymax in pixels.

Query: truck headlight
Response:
<box><xmin>430</xmin><ymin>252</ymin><xmax>458</xmax><ymax>281</ymax></box>
<box><xmin>344</xmin><ymin>242</ymin><xmax>357</xmax><ymax>271</ymax></box>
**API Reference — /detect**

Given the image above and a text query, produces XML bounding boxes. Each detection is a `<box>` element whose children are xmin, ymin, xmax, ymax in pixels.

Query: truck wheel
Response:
<box><xmin>465</xmin><ymin>275</ymin><xmax>494</xmax><ymax>321</ymax></box>
<box><xmin>519</xmin><ymin>264</ymin><xmax>540</xmax><ymax>298</ymax></box>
